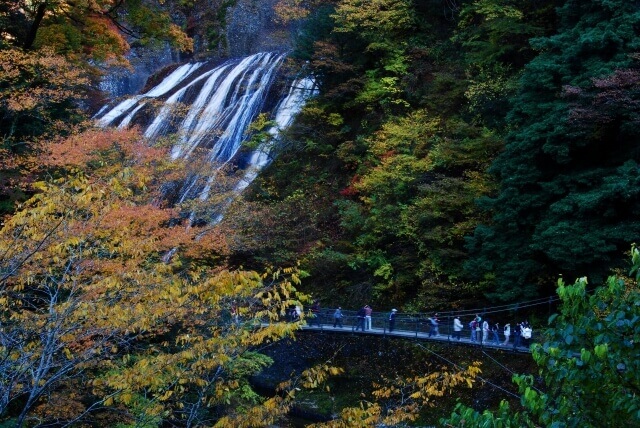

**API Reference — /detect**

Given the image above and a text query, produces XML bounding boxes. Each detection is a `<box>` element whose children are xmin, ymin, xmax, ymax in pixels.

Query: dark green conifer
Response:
<box><xmin>466</xmin><ymin>0</ymin><xmax>640</xmax><ymax>300</ymax></box>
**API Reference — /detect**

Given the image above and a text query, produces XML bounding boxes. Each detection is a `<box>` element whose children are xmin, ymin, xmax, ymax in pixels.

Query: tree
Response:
<box><xmin>453</xmin><ymin>0</ymin><xmax>555</xmax><ymax>127</ymax></box>
<box><xmin>465</xmin><ymin>0</ymin><xmax>640</xmax><ymax>301</ymax></box>
<box><xmin>0</xmin><ymin>128</ymin><xmax>310</xmax><ymax>426</ymax></box>
<box><xmin>6</xmin><ymin>0</ymin><xmax>191</xmax><ymax>58</ymax></box>
<box><xmin>334</xmin><ymin>110</ymin><xmax>500</xmax><ymax>308</ymax></box>
<box><xmin>0</xmin><ymin>0</ymin><xmax>192</xmax><ymax>215</ymax></box>
<box><xmin>0</xmin><ymin>47</ymin><xmax>90</xmax><ymax>215</ymax></box>
<box><xmin>444</xmin><ymin>246</ymin><xmax>640</xmax><ymax>427</ymax></box>
<box><xmin>310</xmin><ymin>361</ymin><xmax>482</xmax><ymax>427</ymax></box>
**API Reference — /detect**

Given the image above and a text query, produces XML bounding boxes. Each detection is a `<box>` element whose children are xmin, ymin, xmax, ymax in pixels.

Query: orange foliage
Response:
<box><xmin>81</xmin><ymin>16</ymin><xmax>131</xmax><ymax>63</ymax></box>
<box><xmin>0</xmin><ymin>121</ymin><xmax>310</xmax><ymax>425</ymax></box>
<box><xmin>46</xmin><ymin>128</ymin><xmax>142</xmax><ymax>168</ymax></box>
<box><xmin>0</xmin><ymin>47</ymin><xmax>89</xmax><ymax>113</ymax></box>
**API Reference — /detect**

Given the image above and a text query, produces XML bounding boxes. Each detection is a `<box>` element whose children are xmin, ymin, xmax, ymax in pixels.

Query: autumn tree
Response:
<box><xmin>309</xmin><ymin>361</ymin><xmax>482</xmax><ymax>427</ymax></box>
<box><xmin>0</xmin><ymin>47</ymin><xmax>90</xmax><ymax>215</ymax></box>
<box><xmin>0</xmin><ymin>0</ymin><xmax>193</xmax><ymax>215</ymax></box>
<box><xmin>5</xmin><ymin>0</ymin><xmax>191</xmax><ymax>58</ymax></box>
<box><xmin>0</xmin><ymin>127</ymin><xmax>314</xmax><ymax>427</ymax></box>
<box><xmin>333</xmin><ymin>110</ymin><xmax>501</xmax><ymax>308</ymax></box>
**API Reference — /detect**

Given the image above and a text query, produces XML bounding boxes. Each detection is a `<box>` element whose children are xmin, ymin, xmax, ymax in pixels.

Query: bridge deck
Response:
<box><xmin>296</xmin><ymin>323</ymin><xmax>532</xmax><ymax>354</ymax></box>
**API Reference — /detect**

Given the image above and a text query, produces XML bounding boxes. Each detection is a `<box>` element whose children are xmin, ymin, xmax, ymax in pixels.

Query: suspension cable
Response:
<box><xmin>414</xmin><ymin>343</ymin><xmax>521</xmax><ymax>399</ymax></box>
<box><xmin>480</xmin><ymin>350</ymin><xmax>545</xmax><ymax>395</ymax></box>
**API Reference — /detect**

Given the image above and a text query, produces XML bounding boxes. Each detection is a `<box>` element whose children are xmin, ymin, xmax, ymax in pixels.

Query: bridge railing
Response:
<box><xmin>299</xmin><ymin>309</ymin><xmax>538</xmax><ymax>348</ymax></box>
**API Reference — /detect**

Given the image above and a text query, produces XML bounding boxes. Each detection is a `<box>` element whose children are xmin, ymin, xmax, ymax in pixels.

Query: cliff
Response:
<box><xmin>99</xmin><ymin>0</ymin><xmax>295</xmax><ymax>100</ymax></box>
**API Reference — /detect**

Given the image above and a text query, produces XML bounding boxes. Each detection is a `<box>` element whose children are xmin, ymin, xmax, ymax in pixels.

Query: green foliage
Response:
<box><xmin>454</xmin><ymin>0</ymin><xmax>555</xmax><ymax>127</ymax></box>
<box><xmin>454</xmin><ymin>0</ymin><xmax>543</xmax><ymax>68</ymax></box>
<box><xmin>444</xmin><ymin>247</ymin><xmax>640</xmax><ymax>427</ymax></box>
<box><xmin>444</xmin><ymin>401</ymin><xmax>533</xmax><ymax>427</ymax></box>
<box><xmin>340</xmin><ymin>19</ymin><xmax>413</xmax><ymax>113</ymax></box>
<box><xmin>523</xmin><ymin>272</ymin><xmax>640</xmax><ymax>427</ymax></box>
<box><xmin>332</xmin><ymin>111</ymin><xmax>500</xmax><ymax>307</ymax></box>
<box><xmin>466</xmin><ymin>0</ymin><xmax>640</xmax><ymax>301</ymax></box>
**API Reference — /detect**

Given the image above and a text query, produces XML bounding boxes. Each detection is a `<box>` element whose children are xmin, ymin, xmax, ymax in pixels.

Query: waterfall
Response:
<box><xmin>96</xmin><ymin>52</ymin><xmax>316</xmax><ymax>212</ymax></box>
<box><xmin>234</xmin><ymin>77</ymin><xmax>318</xmax><ymax>194</ymax></box>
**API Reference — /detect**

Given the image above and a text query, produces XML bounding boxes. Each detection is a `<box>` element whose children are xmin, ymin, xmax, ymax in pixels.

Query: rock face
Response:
<box><xmin>99</xmin><ymin>43</ymin><xmax>183</xmax><ymax>100</ymax></box>
<box><xmin>225</xmin><ymin>0</ymin><xmax>293</xmax><ymax>57</ymax></box>
<box><xmin>100</xmin><ymin>0</ymin><xmax>295</xmax><ymax>100</ymax></box>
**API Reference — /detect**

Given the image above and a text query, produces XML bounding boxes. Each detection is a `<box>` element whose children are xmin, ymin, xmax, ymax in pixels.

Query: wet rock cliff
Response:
<box><xmin>100</xmin><ymin>0</ymin><xmax>294</xmax><ymax>100</ymax></box>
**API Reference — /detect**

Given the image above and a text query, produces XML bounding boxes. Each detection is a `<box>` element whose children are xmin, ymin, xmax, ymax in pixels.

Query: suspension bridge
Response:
<box><xmin>285</xmin><ymin>294</ymin><xmax>562</xmax><ymax>354</ymax></box>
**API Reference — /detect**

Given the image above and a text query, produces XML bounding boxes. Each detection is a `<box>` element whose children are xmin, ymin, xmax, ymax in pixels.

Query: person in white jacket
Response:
<box><xmin>482</xmin><ymin>319</ymin><xmax>489</xmax><ymax>343</ymax></box>
<box><xmin>453</xmin><ymin>316</ymin><xmax>463</xmax><ymax>340</ymax></box>
<box><xmin>503</xmin><ymin>323</ymin><xmax>511</xmax><ymax>345</ymax></box>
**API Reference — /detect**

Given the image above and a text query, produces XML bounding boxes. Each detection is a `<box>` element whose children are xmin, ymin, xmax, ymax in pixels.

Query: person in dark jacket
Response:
<box><xmin>310</xmin><ymin>300</ymin><xmax>321</xmax><ymax>327</ymax></box>
<box><xmin>513</xmin><ymin>322</ymin><xmax>522</xmax><ymax>348</ymax></box>
<box><xmin>355</xmin><ymin>306</ymin><xmax>366</xmax><ymax>331</ymax></box>
<box><xmin>388</xmin><ymin>309</ymin><xmax>397</xmax><ymax>332</ymax></box>
<box><xmin>492</xmin><ymin>322</ymin><xmax>500</xmax><ymax>344</ymax></box>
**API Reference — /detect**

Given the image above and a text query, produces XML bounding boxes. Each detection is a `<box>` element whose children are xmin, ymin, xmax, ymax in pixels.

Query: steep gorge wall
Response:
<box><xmin>100</xmin><ymin>0</ymin><xmax>294</xmax><ymax>100</ymax></box>
<box><xmin>225</xmin><ymin>0</ymin><xmax>292</xmax><ymax>57</ymax></box>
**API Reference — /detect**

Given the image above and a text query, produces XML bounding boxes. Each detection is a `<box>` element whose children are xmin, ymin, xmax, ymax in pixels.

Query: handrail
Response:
<box><xmin>299</xmin><ymin>308</ymin><xmax>537</xmax><ymax>352</ymax></box>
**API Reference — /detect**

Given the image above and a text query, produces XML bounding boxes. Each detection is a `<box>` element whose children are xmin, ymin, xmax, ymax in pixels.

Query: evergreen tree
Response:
<box><xmin>466</xmin><ymin>0</ymin><xmax>640</xmax><ymax>300</ymax></box>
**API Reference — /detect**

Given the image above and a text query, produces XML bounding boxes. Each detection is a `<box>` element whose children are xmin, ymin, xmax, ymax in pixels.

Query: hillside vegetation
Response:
<box><xmin>1</xmin><ymin>0</ymin><xmax>639</xmax><ymax>426</ymax></box>
<box><xmin>227</xmin><ymin>0</ymin><xmax>640</xmax><ymax>310</ymax></box>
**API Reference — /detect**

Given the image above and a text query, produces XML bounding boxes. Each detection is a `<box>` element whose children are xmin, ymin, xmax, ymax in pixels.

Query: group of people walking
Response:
<box><xmin>453</xmin><ymin>314</ymin><xmax>533</xmax><ymax>348</ymax></box>
<box><xmin>332</xmin><ymin>304</ymin><xmax>374</xmax><ymax>330</ymax></box>
<box><xmin>304</xmin><ymin>303</ymin><xmax>534</xmax><ymax>348</ymax></box>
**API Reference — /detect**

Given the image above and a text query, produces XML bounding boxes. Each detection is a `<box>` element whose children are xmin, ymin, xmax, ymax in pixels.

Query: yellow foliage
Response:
<box><xmin>0</xmin><ymin>127</ymin><xmax>309</xmax><ymax>425</ymax></box>
<box><xmin>310</xmin><ymin>361</ymin><xmax>482</xmax><ymax>427</ymax></box>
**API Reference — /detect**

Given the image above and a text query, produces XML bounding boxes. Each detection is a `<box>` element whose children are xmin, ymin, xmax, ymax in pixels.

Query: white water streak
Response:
<box><xmin>144</xmin><ymin>62</ymin><xmax>203</xmax><ymax>97</ymax></box>
<box><xmin>233</xmin><ymin>77</ymin><xmax>317</xmax><ymax>194</ymax></box>
<box><xmin>196</xmin><ymin>53</ymin><xmax>285</xmax><ymax>200</ymax></box>
<box><xmin>96</xmin><ymin>62</ymin><xmax>203</xmax><ymax>127</ymax></box>
<box><xmin>96</xmin><ymin>52</ymin><xmax>315</xmax><ymax>213</ymax></box>
<box><xmin>118</xmin><ymin>103</ymin><xmax>146</xmax><ymax>129</ymax></box>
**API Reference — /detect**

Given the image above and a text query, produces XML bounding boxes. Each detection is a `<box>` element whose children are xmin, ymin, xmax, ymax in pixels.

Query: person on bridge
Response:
<box><xmin>364</xmin><ymin>305</ymin><xmax>373</xmax><ymax>330</ymax></box>
<box><xmin>428</xmin><ymin>313</ymin><xmax>440</xmax><ymax>337</ymax></box>
<box><xmin>503</xmin><ymin>323</ymin><xmax>511</xmax><ymax>345</ymax></box>
<box><xmin>453</xmin><ymin>316</ymin><xmax>463</xmax><ymax>340</ymax></box>
<box><xmin>333</xmin><ymin>307</ymin><xmax>343</xmax><ymax>328</ymax></box>
<box><xmin>310</xmin><ymin>300</ymin><xmax>321</xmax><ymax>327</ymax></box>
<box><xmin>355</xmin><ymin>306</ymin><xmax>366</xmax><ymax>331</ymax></box>
<box><xmin>492</xmin><ymin>322</ymin><xmax>500</xmax><ymax>344</ymax></box>
<box><xmin>471</xmin><ymin>314</ymin><xmax>481</xmax><ymax>342</ymax></box>
<box><xmin>288</xmin><ymin>305</ymin><xmax>299</xmax><ymax>322</ymax></box>
<box><xmin>513</xmin><ymin>322</ymin><xmax>522</xmax><ymax>348</ymax></box>
<box><xmin>388</xmin><ymin>309</ymin><xmax>397</xmax><ymax>332</ymax></box>
<box><xmin>482</xmin><ymin>319</ymin><xmax>490</xmax><ymax>343</ymax></box>
<box><xmin>521</xmin><ymin>321</ymin><xmax>532</xmax><ymax>347</ymax></box>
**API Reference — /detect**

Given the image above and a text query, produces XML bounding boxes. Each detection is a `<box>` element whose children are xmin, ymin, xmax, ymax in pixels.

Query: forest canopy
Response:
<box><xmin>1</xmin><ymin>0</ymin><xmax>640</xmax><ymax>425</ymax></box>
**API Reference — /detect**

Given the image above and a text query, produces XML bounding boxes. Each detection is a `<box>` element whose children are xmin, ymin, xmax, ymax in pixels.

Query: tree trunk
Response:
<box><xmin>23</xmin><ymin>2</ymin><xmax>48</xmax><ymax>50</ymax></box>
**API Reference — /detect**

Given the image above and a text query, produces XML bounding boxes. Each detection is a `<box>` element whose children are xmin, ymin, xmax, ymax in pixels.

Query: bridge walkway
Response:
<box><xmin>297</xmin><ymin>321</ymin><xmax>533</xmax><ymax>354</ymax></box>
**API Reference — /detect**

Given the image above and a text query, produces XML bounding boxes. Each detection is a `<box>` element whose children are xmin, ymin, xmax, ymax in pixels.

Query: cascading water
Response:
<box><xmin>96</xmin><ymin>52</ymin><xmax>317</xmax><ymax>216</ymax></box>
